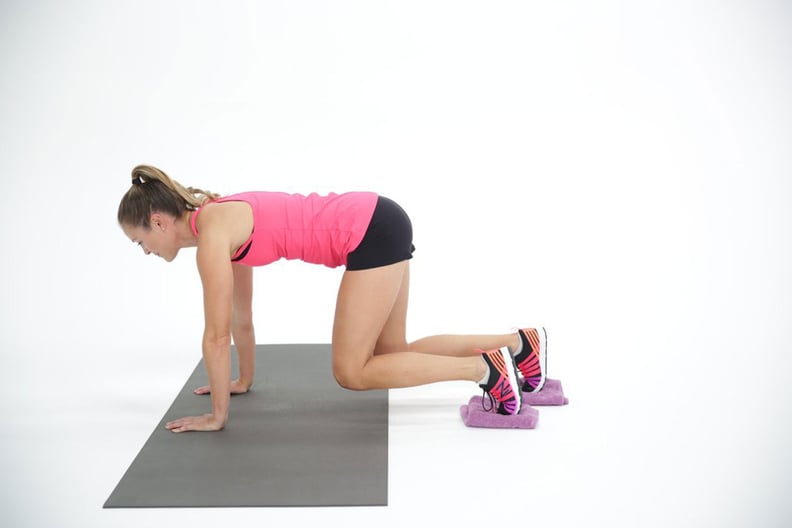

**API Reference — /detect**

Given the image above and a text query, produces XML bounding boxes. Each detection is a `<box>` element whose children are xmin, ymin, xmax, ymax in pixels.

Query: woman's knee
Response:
<box><xmin>332</xmin><ymin>361</ymin><xmax>369</xmax><ymax>391</ymax></box>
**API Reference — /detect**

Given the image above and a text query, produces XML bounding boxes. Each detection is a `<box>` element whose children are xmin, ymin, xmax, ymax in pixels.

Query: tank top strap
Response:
<box><xmin>189</xmin><ymin>208</ymin><xmax>201</xmax><ymax>236</ymax></box>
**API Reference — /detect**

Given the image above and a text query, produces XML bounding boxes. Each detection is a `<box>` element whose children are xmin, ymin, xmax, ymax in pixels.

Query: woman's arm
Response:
<box><xmin>166</xmin><ymin>230</ymin><xmax>233</xmax><ymax>432</ymax></box>
<box><xmin>191</xmin><ymin>264</ymin><xmax>255</xmax><ymax>395</ymax></box>
<box><xmin>231</xmin><ymin>263</ymin><xmax>256</xmax><ymax>389</ymax></box>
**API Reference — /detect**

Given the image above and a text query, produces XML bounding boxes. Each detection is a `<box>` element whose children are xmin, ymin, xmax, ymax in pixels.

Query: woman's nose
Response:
<box><xmin>142</xmin><ymin>246</ymin><xmax>151</xmax><ymax>255</ymax></box>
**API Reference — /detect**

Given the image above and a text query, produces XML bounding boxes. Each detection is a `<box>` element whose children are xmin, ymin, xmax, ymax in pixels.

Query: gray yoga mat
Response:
<box><xmin>104</xmin><ymin>344</ymin><xmax>388</xmax><ymax>508</ymax></box>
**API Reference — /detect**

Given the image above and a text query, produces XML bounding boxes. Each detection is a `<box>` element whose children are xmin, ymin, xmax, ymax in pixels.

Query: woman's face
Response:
<box><xmin>121</xmin><ymin>213</ymin><xmax>179</xmax><ymax>262</ymax></box>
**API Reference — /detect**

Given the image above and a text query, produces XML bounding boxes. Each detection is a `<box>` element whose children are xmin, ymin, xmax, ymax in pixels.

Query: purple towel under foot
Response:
<box><xmin>460</xmin><ymin>378</ymin><xmax>568</xmax><ymax>429</ymax></box>
<box><xmin>460</xmin><ymin>397</ymin><xmax>539</xmax><ymax>429</ymax></box>
<box><xmin>525</xmin><ymin>378</ymin><xmax>569</xmax><ymax>406</ymax></box>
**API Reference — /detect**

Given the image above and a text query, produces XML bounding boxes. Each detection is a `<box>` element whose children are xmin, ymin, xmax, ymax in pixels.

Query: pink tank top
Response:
<box><xmin>190</xmin><ymin>191</ymin><xmax>378</xmax><ymax>268</ymax></box>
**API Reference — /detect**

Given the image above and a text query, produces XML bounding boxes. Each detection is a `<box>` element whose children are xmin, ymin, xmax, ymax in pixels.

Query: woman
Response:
<box><xmin>117</xmin><ymin>165</ymin><xmax>546</xmax><ymax>433</ymax></box>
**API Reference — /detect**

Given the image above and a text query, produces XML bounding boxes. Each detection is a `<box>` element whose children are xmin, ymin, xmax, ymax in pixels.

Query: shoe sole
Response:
<box><xmin>535</xmin><ymin>327</ymin><xmax>548</xmax><ymax>392</ymax></box>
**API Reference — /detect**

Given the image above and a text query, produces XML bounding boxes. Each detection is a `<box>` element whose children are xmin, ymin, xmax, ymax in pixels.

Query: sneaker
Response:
<box><xmin>514</xmin><ymin>327</ymin><xmax>547</xmax><ymax>393</ymax></box>
<box><xmin>479</xmin><ymin>347</ymin><xmax>522</xmax><ymax>415</ymax></box>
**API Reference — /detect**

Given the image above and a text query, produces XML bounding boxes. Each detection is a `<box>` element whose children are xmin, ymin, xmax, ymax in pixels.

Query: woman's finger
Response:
<box><xmin>166</xmin><ymin>415</ymin><xmax>195</xmax><ymax>430</ymax></box>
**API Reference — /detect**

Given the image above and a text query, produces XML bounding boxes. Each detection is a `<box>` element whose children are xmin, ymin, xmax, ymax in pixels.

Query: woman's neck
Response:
<box><xmin>175</xmin><ymin>210</ymin><xmax>199</xmax><ymax>248</ymax></box>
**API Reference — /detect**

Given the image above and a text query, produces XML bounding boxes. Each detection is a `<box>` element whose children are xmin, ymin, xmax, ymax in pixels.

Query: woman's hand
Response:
<box><xmin>193</xmin><ymin>378</ymin><xmax>251</xmax><ymax>395</ymax></box>
<box><xmin>165</xmin><ymin>413</ymin><xmax>225</xmax><ymax>433</ymax></box>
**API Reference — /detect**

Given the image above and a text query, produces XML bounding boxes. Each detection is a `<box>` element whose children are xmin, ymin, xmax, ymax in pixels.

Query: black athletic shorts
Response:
<box><xmin>346</xmin><ymin>196</ymin><xmax>415</xmax><ymax>271</ymax></box>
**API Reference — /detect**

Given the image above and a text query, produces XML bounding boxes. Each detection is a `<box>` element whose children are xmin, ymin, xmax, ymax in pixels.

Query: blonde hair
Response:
<box><xmin>117</xmin><ymin>165</ymin><xmax>220</xmax><ymax>228</ymax></box>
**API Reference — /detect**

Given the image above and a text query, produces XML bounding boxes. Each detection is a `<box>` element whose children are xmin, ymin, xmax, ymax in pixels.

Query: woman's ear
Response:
<box><xmin>150</xmin><ymin>213</ymin><xmax>166</xmax><ymax>231</ymax></box>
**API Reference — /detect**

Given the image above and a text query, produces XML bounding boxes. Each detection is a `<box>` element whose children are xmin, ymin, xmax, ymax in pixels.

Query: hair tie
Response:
<box><xmin>132</xmin><ymin>176</ymin><xmax>143</xmax><ymax>185</ymax></box>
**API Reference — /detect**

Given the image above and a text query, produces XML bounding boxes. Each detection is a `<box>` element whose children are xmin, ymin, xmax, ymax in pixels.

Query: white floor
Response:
<box><xmin>5</xmin><ymin>320</ymin><xmax>792</xmax><ymax>527</ymax></box>
<box><xmin>2</xmin><ymin>2</ymin><xmax>791</xmax><ymax>527</ymax></box>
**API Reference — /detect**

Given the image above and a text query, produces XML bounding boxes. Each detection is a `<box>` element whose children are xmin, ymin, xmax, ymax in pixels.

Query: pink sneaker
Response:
<box><xmin>514</xmin><ymin>327</ymin><xmax>547</xmax><ymax>393</ymax></box>
<box><xmin>479</xmin><ymin>347</ymin><xmax>522</xmax><ymax>415</ymax></box>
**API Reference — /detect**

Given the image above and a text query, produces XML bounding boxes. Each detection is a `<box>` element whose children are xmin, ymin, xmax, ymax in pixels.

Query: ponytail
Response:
<box><xmin>117</xmin><ymin>165</ymin><xmax>220</xmax><ymax>228</ymax></box>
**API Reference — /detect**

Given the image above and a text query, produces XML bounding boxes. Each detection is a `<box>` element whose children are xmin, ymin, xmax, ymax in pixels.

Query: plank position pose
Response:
<box><xmin>117</xmin><ymin>165</ymin><xmax>546</xmax><ymax>432</ymax></box>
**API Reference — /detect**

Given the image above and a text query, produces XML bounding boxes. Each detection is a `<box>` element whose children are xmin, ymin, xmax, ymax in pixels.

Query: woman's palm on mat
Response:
<box><xmin>166</xmin><ymin>413</ymin><xmax>225</xmax><ymax>433</ymax></box>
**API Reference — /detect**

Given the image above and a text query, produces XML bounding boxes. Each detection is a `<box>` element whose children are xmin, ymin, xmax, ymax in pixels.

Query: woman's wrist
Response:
<box><xmin>212</xmin><ymin>410</ymin><xmax>229</xmax><ymax>427</ymax></box>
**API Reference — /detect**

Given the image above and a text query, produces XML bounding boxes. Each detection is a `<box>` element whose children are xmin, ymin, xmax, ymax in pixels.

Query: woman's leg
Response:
<box><xmin>332</xmin><ymin>261</ymin><xmax>486</xmax><ymax>390</ymax></box>
<box><xmin>368</xmin><ymin>262</ymin><xmax>521</xmax><ymax>358</ymax></box>
<box><xmin>408</xmin><ymin>334</ymin><xmax>520</xmax><ymax>357</ymax></box>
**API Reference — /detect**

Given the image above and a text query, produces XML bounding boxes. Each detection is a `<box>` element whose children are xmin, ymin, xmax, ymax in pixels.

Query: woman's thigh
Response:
<box><xmin>332</xmin><ymin>260</ymin><xmax>409</xmax><ymax>374</ymax></box>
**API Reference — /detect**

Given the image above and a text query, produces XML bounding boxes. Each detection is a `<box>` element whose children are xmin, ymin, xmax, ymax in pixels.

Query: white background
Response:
<box><xmin>1</xmin><ymin>1</ymin><xmax>790</xmax><ymax>526</ymax></box>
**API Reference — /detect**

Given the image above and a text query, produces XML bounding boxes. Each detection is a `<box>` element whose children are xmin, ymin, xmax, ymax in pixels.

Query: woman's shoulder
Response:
<box><xmin>195</xmin><ymin>198</ymin><xmax>254</xmax><ymax>234</ymax></box>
